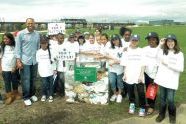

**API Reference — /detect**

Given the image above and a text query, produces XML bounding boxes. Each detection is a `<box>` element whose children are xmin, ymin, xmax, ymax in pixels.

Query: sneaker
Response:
<box><xmin>48</xmin><ymin>96</ymin><xmax>53</xmax><ymax>103</ymax></box>
<box><xmin>41</xmin><ymin>95</ymin><xmax>46</xmax><ymax>102</ymax></box>
<box><xmin>66</xmin><ymin>98</ymin><xmax>75</xmax><ymax>103</ymax></box>
<box><xmin>110</xmin><ymin>95</ymin><xmax>117</xmax><ymax>102</ymax></box>
<box><xmin>24</xmin><ymin>99</ymin><xmax>32</xmax><ymax>106</ymax></box>
<box><xmin>116</xmin><ymin>95</ymin><xmax>122</xmax><ymax>103</ymax></box>
<box><xmin>31</xmin><ymin>95</ymin><xmax>38</xmax><ymax>102</ymax></box>
<box><xmin>129</xmin><ymin>103</ymin><xmax>135</xmax><ymax>114</ymax></box>
<box><xmin>139</xmin><ymin>108</ymin><xmax>146</xmax><ymax>117</ymax></box>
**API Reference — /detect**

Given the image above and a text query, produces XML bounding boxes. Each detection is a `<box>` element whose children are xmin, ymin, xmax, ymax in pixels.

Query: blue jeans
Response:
<box><xmin>41</xmin><ymin>75</ymin><xmax>53</xmax><ymax>97</ymax></box>
<box><xmin>2</xmin><ymin>71</ymin><xmax>19</xmax><ymax>93</ymax></box>
<box><xmin>20</xmin><ymin>64</ymin><xmax>38</xmax><ymax>100</ymax></box>
<box><xmin>159</xmin><ymin>86</ymin><xmax>175</xmax><ymax>110</ymax></box>
<box><xmin>109</xmin><ymin>72</ymin><xmax>124</xmax><ymax>91</ymax></box>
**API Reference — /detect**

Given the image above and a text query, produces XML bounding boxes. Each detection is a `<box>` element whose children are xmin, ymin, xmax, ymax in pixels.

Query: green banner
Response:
<box><xmin>74</xmin><ymin>67</ymin><xmax>97</xmax><ymax>82</ymax></box>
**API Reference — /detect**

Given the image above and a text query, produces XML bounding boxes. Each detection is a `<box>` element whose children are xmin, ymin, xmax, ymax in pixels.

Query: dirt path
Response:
<box><xmin>111</xmin><ymin>104</ymin><xmax>186</xmax><ymax>124</ymax></box>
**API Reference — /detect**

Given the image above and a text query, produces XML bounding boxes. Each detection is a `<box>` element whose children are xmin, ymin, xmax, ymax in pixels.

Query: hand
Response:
<box><xmin>11</xmin><ymin>68</ymin><xmax>16</xmax><ymax>73</ymax></box>
<box><xmin>122</xmin><ymin>75</ymin><xmax>126</xmax><ymax>82</ymax></box>
<box><xmin>138</xmin><ymin>75</ymin><xmax>144</xmax><ymax>83</ymax></box>
<box><xmin>123</xmin><ymin>47</ymin><xmax>128</xmax><ymax>52</ymax></box>
<box><xmin>16</xmin><ymin>59</ymin><xmax>23</xmax><ymax>69</ymax></box>
<box><xmin>161</xmin><ymin>59</ymin><xmax>168</xmax><ymax>66</ymax></box>
<box><xmin>53</xmin><ymin>70</ymin><xmax>57</xmax><ymax>75</ymax></box>
<box><xmin>109</xmin><ymin>60</ymin><xmax>115</xmax><ymax>66</ymax></box>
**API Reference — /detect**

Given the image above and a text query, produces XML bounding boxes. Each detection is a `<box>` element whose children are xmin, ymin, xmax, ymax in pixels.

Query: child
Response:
<box><xmin>55</xmin><ymin>33</ymin><xmax>67</xmax><ymax>97</ymax></box>
<box><xmin>119</xmin><ymin>27</ymin><xmax>132</xmax><ymax>48</ymax></box>
<box><xmin>99</xmin><ymin>33</ymin><xmax>111</xmax><ymax>55</ymax></box>
<box><xmin>107</xmin><ymin>34</ymin><xmax>124</xmax><ymax>103</ymax></box>
<box><xmin>99</xmin><ymin>33</ymin><xmax>111</xmax><ymax>70</ymax></box>
<box><xmin>36</xmin><ymin>35</ymin><xmax>56</xmax><ymax>102</ymax></box>
<box><xmin>66</xmin><ymin>33</ymin><xmax>79</xmax><ymax>54</ymax></box>
<box><xmin>121</xmin><ymin>34</ymin><xmax>146</xmax><ymax>116</ymax></box>
<box><xmin>0</xmin><ymin>32</ymin><xmax>22</xmax><ymax>105</ymax></box>
<box><xmin>77</xmin><ymin>35</ymin><xmax>86</xmax><ymax>52</ymax></box>
<box><xmin>143</xmin><ymin>32</ymin><xmax>160</xmax><ymax>114</ymax></box>
<box><xmin>83</xmin><ymin>33</ymin><xmax>100</xmax><ymax>53</ymax></box>
<box><xmin>155</xmin><ymin>34</ymin><xmax>184</xmax><ymax>123</ymax></box>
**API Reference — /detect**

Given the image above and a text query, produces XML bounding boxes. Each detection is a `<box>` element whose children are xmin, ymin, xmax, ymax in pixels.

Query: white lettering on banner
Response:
<box><xmin>48</xmin><ymin>23</ymin><xmax>66</xmax><ymax>35</ymax></box>
<box><xmin>57</xmin><ymin>48</ymin><xmax>75</xmax><ymax>61</ymax></box>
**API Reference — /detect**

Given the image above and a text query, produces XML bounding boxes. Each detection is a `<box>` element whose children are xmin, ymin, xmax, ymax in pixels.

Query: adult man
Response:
<box><xmin>15</xmin><ymin>18</ymin><xmax>40</xmax><ymax>106</ymax></box>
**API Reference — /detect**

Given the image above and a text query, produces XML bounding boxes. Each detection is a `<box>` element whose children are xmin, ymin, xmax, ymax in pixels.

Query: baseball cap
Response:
<box><xmin>166</xmin><ymin>34</ymin><xmax>177</xmax><ymax>41</ymax></box>
<box><xmin>145</xmin><ymin>32</ymin><xmax>159</xmax><ymax>39</ymax></box>
<box><xmin>130</xmin><ymin>34</ymin><xmax>140</xmax><ymax>41</ymax></box>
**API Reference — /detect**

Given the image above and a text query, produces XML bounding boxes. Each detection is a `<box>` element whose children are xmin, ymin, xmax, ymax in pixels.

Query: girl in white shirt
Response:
<box><xmin>99</xmin><ymin>33</ymin><xmax>111</xmax><ymax>70</ymax></box>
<box><xmin>0</xmin><ymin>32</ymin><xmax>21</xmax><ymax>105</ymax></box>
<box><xmin>143</xmin><ymin>32</ymin><xmax>160</xmax><ymax>114</ymax></box>
<box><xmin>108</xmin><ymin>34</ymin><xmax>124</xmax><ymax>103</ymax></box>
<box><xmin>77</xmin><ymin>35</ymin><xmax>86</xmax><ymax>52</ymax></box>
<box><xmin>36</xmin><ymin>35</ymin><xmax>56</xmax><ymax>102</ymax></box>
<box><xmin>83</xmin><ymin>33</ymin><xmax>100</xmax><ymax>53</ymax></box>
<box><xmin>121</xmin><ymin>34</ymin><xmax>146</xmax><ymax>117</ymax></box>
<box><xmin>119</xmin><ymin>27</ymin><xmax>132</xmax><ymax>48</ymax></box>
<box><xmin>155</xmin><ymin>34</ymin><xmax>184</xmax><ymax>123</ymax></box>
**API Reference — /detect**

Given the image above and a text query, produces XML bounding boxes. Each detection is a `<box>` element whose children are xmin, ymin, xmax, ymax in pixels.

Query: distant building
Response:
<box><xmin>149</xmin><ymin>20</ymin><xmax>174</xmax><ymax>25</ymax></box>
<box><xmin>60</xmin><ymin>19</ymin><xmax>87</xmax><ymax>28</ymax></box>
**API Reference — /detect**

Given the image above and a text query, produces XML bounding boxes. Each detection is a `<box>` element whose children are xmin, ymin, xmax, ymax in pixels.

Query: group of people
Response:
<box><xmin>0</xmin><ymin>18</ymin><xmax>184</xmax><ymax>124</ymax></box>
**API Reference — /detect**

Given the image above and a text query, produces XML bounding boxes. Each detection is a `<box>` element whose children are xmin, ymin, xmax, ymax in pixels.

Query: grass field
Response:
<box><xmin>0</xmin><ymin>25</ymin><xmax>185</xmax><ymax>124</ymax></box>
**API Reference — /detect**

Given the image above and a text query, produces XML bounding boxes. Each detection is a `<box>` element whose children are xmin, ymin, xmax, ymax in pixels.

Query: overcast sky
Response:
<box><xmin>0</xmin><ymin>0</ymin><xmax>186</xmax><ymax>22</ymax></box>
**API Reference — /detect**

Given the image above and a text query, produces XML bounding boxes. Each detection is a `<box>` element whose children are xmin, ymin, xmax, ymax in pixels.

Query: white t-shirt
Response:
<box><xmin>100</xmin><ymin>42</ymin><xmax>111</xmax><ymax>55</ymax></box>
<box><xmin>121</xmin><ymin>47</ymin><xmax>145</xmax><ymax>84</ymax></box>
<box><xmin>154</xmin><ymin>50</ymin><xmax>184</xmax><ymax>90</ymax></box>
<box><xmin>65</xmin><ymin>41</ymin><xmax>79</xmax><ymax>53</ymax></box>
<box><xmin>143</xmin><ymin>46</ymin><xmax>160</xmax><ymax>79</ymax></box>
<box><xmin>83</xmin><ymin>41</ymin><xmax>100</xmax><ymax>52</ymax></box>
<box><xmin>108</xmin><ymin>47</ymin><xmax>124</xmax><ymax>75</ymax></box>
<box><xmin>121</xmin><ymin>38</ymin><xmax>130</xmax><ymax>48</ymax></box>
<box><xmin>55</xmin><ymin>42</ymin><xmax>68</xmax><ymax>72</ymax></box>
<box><xmin>0</xmin><ymin>46</ymin><xmax>16</xmax><ymax>71</ymax></box>
<box><xmin>36</xmin><ymin>49</ymin><xmax>54</xmax><ymax>77</ymax></box>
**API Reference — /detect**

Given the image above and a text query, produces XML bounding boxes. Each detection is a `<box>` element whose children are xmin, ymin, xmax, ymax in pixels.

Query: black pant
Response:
<box><xmin>145</xmin><ymin>73</ymin><xmax>157</xmax><ymax>108</ymax></box>
<box><xmin>56</xmin><ymin>72</ymin><xmax>65</xmax><ymax>96</ymax></box>
<box><xmin>127</xmin><ymin>83</ymin><xmax>146</xmax><ymax>108</ymax></box>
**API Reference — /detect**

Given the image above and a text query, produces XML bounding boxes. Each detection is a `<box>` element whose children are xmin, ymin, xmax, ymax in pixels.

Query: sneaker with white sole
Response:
<box><xmin>110</xmin><ymin>95</ymin><xmax>117</xmax><ymax>102</ymax></box>
<box><xmin>116</xmin><ymin>94</ymin><xmax>122</xmax><ymax>103</ymax></box>
<box><xmin>139</xmin><ymin>108</ymin><xmax>146</xmax><ymax>117</ymax></box>
<box><xmin>24</xmin><ymin>99</ymin><xmax>32</xmax><ymax>106</ymax></box>
<box><xmin>129</xmin><ymin>103</ymin><xmax>135</xmax><ymax>114</ymax></box>
<box><xmin>31</xmin><ymin>95</ymin><xmax>38</xmax><ymax>102</ymax></box>
<box><xmin>66</xmin><ymin>98</ymin><xmax>75</xmax><ymax>103</ymax></box>
<box><xmin>48</xmin><ymin>96</ymin><xmax>53</xmax><ymax>103</ymax></box>
<box><xmin>41</xmin><ymin>95</ymin><xmax>46</xmax><ymax>102</ymax></box>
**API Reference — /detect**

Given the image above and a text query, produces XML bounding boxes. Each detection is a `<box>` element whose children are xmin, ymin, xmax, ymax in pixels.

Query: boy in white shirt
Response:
<box><xmin>54</xmin><ymin>33</ymin><xmax>67</xmax><ymax>97</ymax></box>
<box><xmin>121</xmin><ymin>34</ymin><xmax>146</xmax><ymax>117</ymax></box>
<box><xmin>36</xmin><ymin>35</ymin><xmax>56</xmax><ymax>102</ymax></box>
<box><xmin>155</xmin><ymin>34</ymin><xmax>184</xmax><ymax>123</ymax></box>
